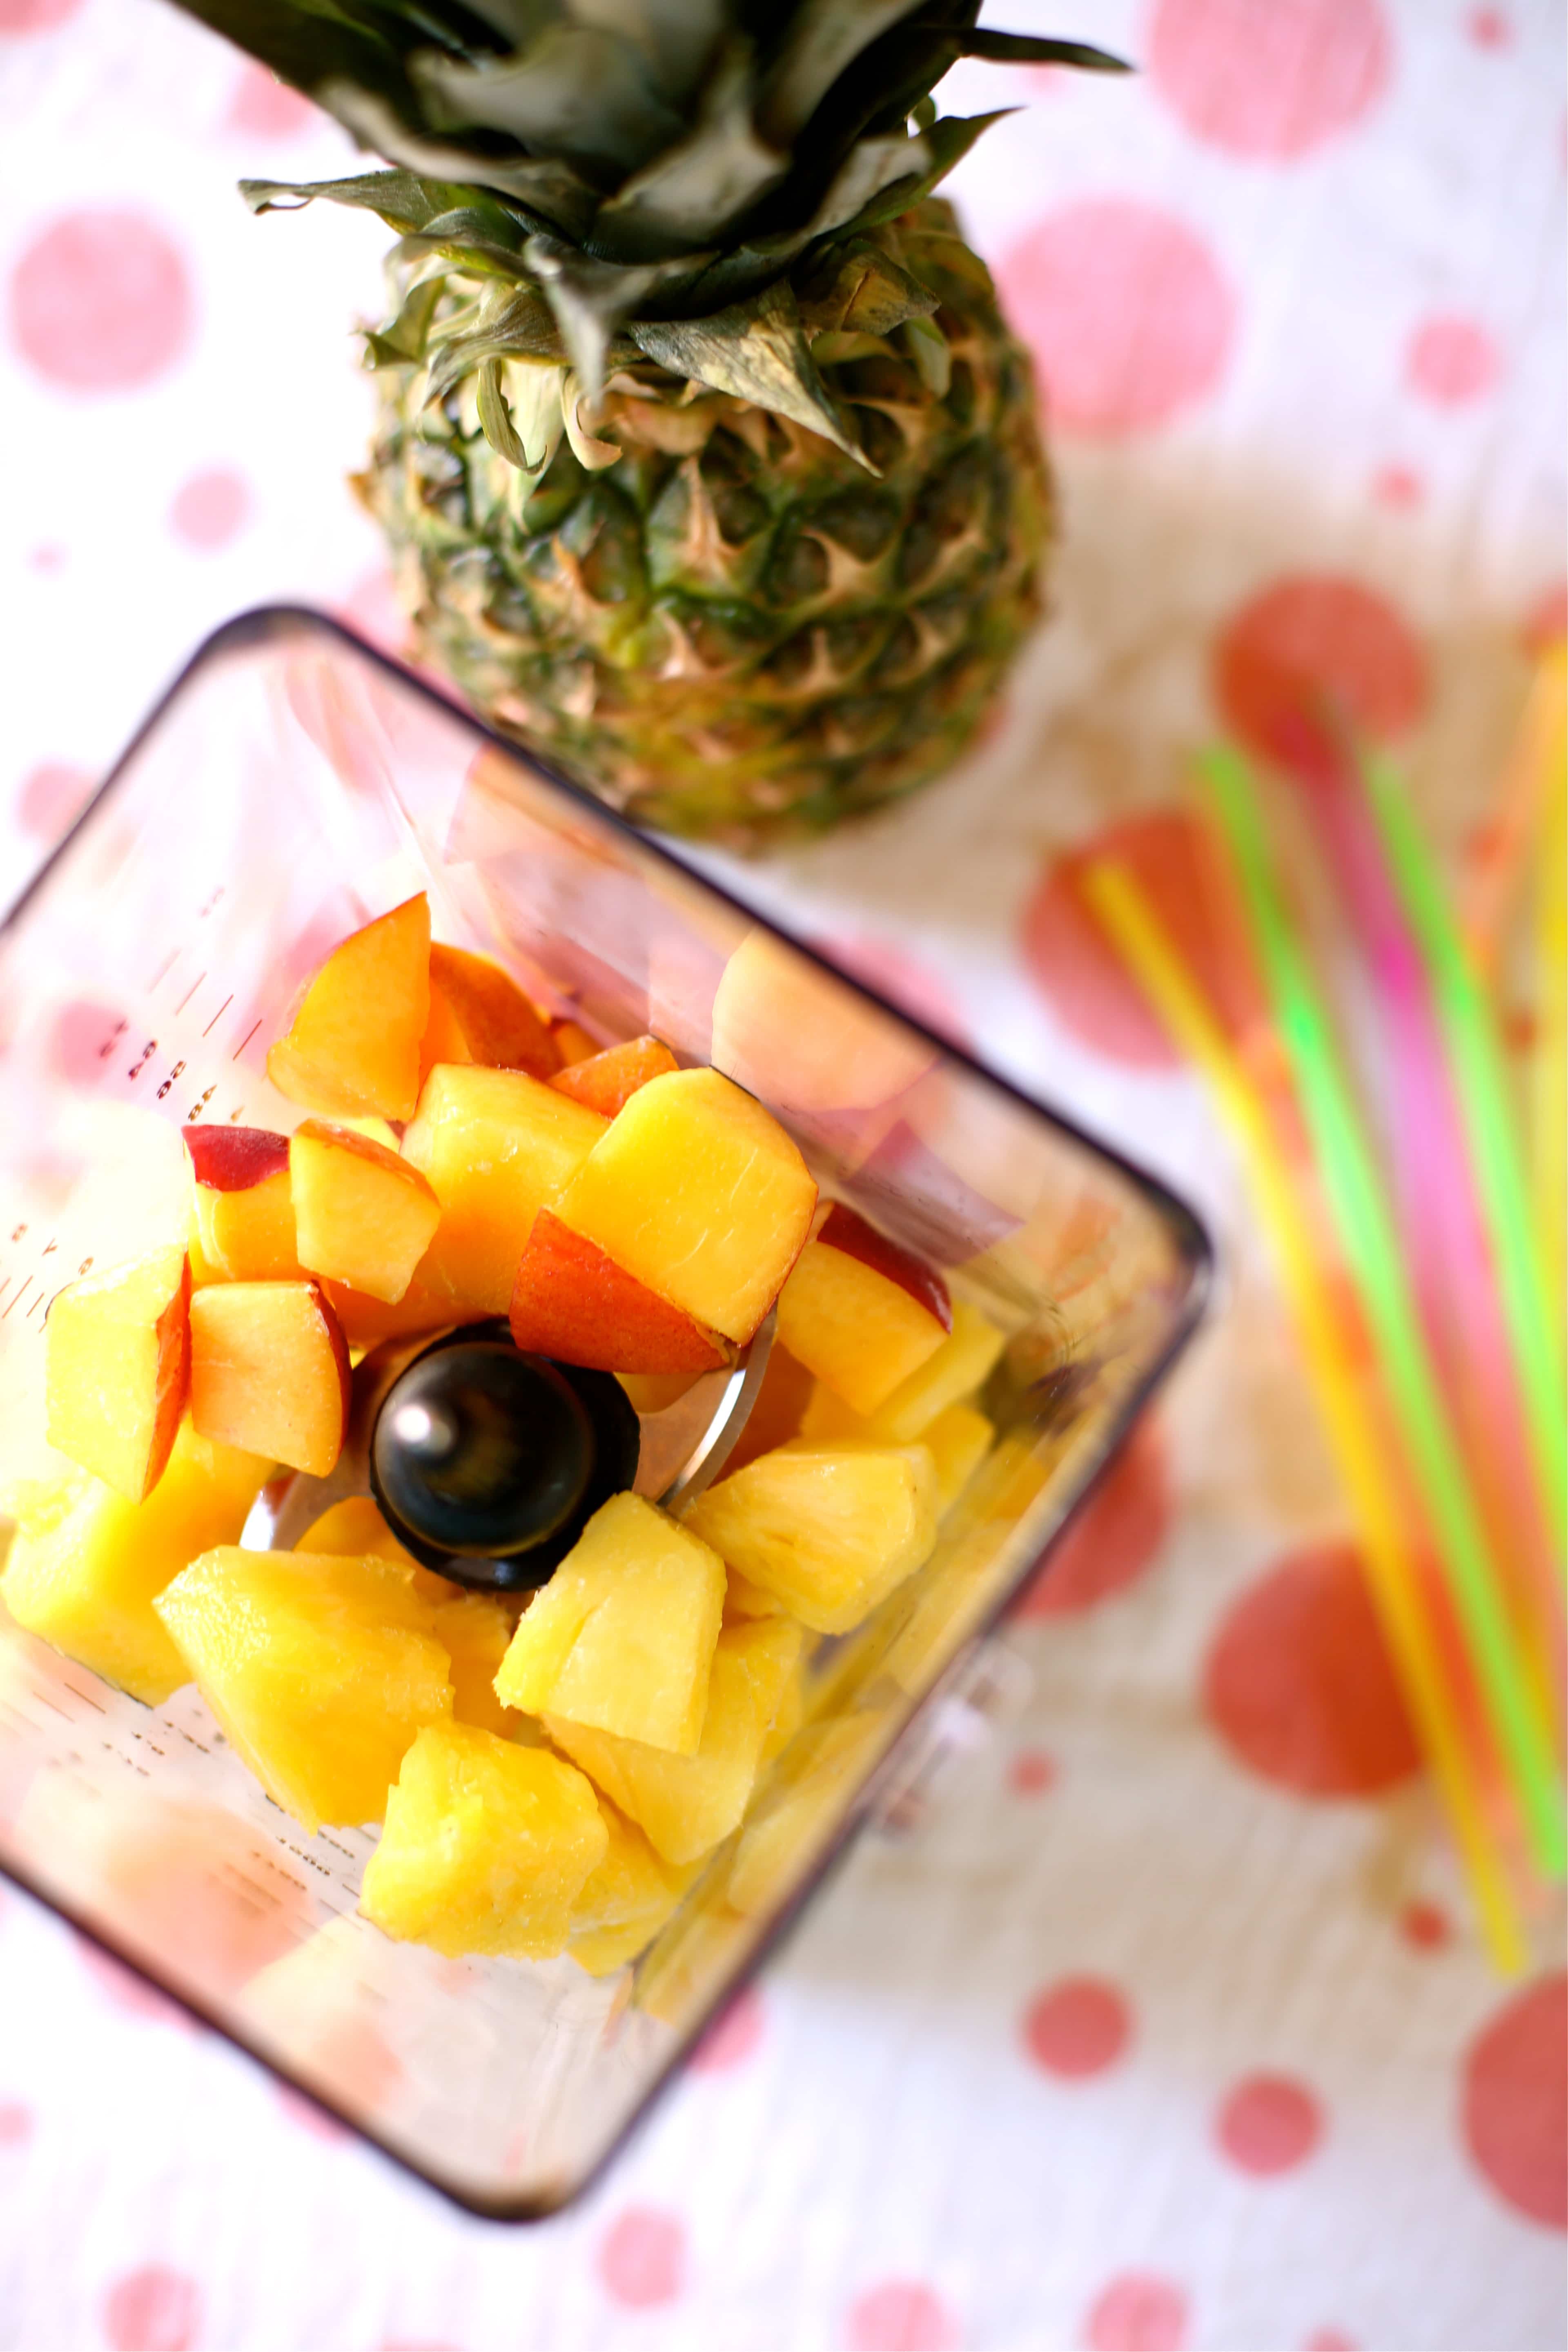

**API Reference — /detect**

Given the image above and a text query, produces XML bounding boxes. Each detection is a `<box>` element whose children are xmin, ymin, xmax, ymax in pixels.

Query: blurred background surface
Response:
<box><xmin>0</xmin><ymin>2</ymin><xmax>1564</xmax><ymax>2346</ymax></box>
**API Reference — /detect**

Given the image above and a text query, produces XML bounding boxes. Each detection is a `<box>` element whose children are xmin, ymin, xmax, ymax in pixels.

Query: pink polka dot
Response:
<box><xmin>997</xmin><ymin>200</ymin><xmax>1234</xmax><ymax>438</ymax></box>
<box><xmin>1216</xmin><ymin>2073</ymin><xmax>1323</xmax><ymax>2175</ymax></box>
<box><xmin>338</xmin><ymin>565</ymin><xmax>412</xmax><ymax>658</ymax></box>
<box><xmin>597</xmin><ymin>2207</ymin><xmax>686</xmax><ymax>2307</ymax></box>
<box><xmin>1304</xmin><ymin>2332</ymin><xmax>1359</xmax><ymax>2351</ymax></box>
<box><xmin>227</xmin><ymin>61</ymin><xmax>319</xmax><ymax>137</ymax></box>
<box><xmin>1022</xmin><ymin>1977</ymin><xmax>1131</xmax><ymax>2079</ymax></box>
<box><xmin>0</xmin><ymin>0</ymin><xmax>80</xmax><ymax>29</ymax></box>
<box><xmin>1372</xmin><ymin>462</ymin><xmax>1422</xmax><ymax>508</ymax></box>
<box><xmin>1205</xmin><ymin>1542</ymin><xmax>1421</xmax><ymax>1798</ymax></box>
<box><xmin>1407</xmin><ymin>315</ymin><xmax>1499</xmax><ymax>406</ymax></box>
<box><xmin>1463</xmin><ymin>1973</ymin><xmax>1567</xmax><ymax>2230</ymax></box>
<box><xmin>9</xmin><ymin>210</ymin><xmax>192</xmax><ymax>392</ymax></box>
<box><xmin>1399</xmin><ymin>1898</ymin><xmax>1451</xmax><ymax>1951</ymax></box>
<box><xmin>1147</xmin><ymin>0</ymin><xmax>1390</xmax><ymax>159</ymax></box>
<box><xmin>1466</xmin><ymin>7</ymin><xmax>1512</xmax><ymax>49</ymax></box>
<box><xmin>103</xmin><ymin>2266</ymin><xmax>202</xmax><ymax>2352</ymax></box>
<box><xmin>27</xmin><ymin>542</ymin><xmax>65</xmax><ymax>571</ymax></box>
<box><xmin>1083</xmin><ymin>2273</ymin><xmax>1189</xmax><ymax>2352</ymax></box>
<box><xmin>0</xmin><ymin>2102</ymin><xmax>33</xmax><ymax>2145</ymax></box>
<box><xmin>1214</xmin><ymin>574</ymin><xmax>1427</xmax><ymax>774</ymax></box>
<box><xmin>50</xmin><ymin>1000</ymin><xmax>129</xmax><ymax>1085</ymax></box>
<box><xmin>846</xmin><ymin>2279</ymin><xmax>961</xmax><ymax>2352</ymax></box>
<box><xmin>76</xmin><ymin>1937</ymin><xmax>195</xmax><ymax>2031</ymax></box>
<box><xmin>688</xmin><ymin>1982</ymin><xmax>765</xmax><ymax>2073</ymax></box>
<box><xmin>1022</xmin><ymin>809</ymin><xmax>1267</xmax><ymax>1068</ymax></box>
<box><xmin>17</xmin><ymin>760</ymin><xmax>93</xmax><ymax>839</ymax></box>
<box><xmin>169</xmin><ymin>468</ymin><xmax>250</xmax><ymax>551</ymax></box>
<box><xmin>1008</xmin><ymin>1745</ymin><xmax>1057</xmax><ymax>1796</ymax></box>
<box><xmin>1013</xmin><ymin>1417</ymin><xmax>1170</xmax><ymax>1615</ymax></box>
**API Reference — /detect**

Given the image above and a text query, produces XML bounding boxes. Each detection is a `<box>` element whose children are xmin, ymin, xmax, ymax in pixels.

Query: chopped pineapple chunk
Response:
<box><xmin>682</xmin><ymin>1440</ymin><xmax>938</xmax><ymax>1634</ymax></box>
<box><xmin>361</xmin><ymin>1722</ymin><xmax>606</xmax><ymax>1959</ymax></box>
<box><xmin>494</xmin><ymin>1492</ymin><xmax>725</xmax><ymax>1755</ymax></box>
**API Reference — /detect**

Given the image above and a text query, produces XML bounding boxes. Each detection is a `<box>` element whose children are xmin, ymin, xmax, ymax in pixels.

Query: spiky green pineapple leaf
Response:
<box><xmin>629</xmin><ymin>280</ymin><xmax>869</xmax><ymax>468</ymax></box>
<box><xmin>956</xmin><ymin>33</ymin><xmax>1130</xmax><ymax>70</ymax></box>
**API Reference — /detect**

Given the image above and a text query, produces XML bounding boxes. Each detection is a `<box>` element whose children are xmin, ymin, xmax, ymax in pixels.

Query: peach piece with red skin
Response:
<box><xmin>189</xmin><ymin>1279</ymin><xmax>350</xmax><ymax>1477</ymax></box>
<box><xmin>45</xmin><ymin>1245</ymin><xmax>191</xmax><ymax>1503</ymax></box>
<box><xmin>289</xmin><ymin>1119</ymin><xmax>441</xmax><ymax>1304</ymax></box>
<box><xmin>549</xmin><ymin>1036</ymin><xmax>678</xmax><ymax>1118</ymax></box>
<box><xmin>266</xmin><ymin>894</ymin><xmax>431</xmax><ymax>1121</ymax></box>
<box><xmin>816</xmin><ymin>1204</ymin><xmax>951</xmax><ymax>1330</ymax></box>
<box><xmin>509</xmin><ymin>1210</ymin><xmax>731</xmax><ymax>1374</ymax></box>
<box><xmin>184</xmin><ymin>1125</ymin><xmax>303</xmax><ymax>1284</ymax></box>
<box><xmin>425</xmin><ymin>944</ymin><xmax>560</xmax><ymax>1078</ymax></box>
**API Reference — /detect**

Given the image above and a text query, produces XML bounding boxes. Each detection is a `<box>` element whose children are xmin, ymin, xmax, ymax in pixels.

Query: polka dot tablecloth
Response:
<box><xmin>1</xmin><ymin>2</ymin><xmax>1565</xmax><ymax>2346</ymax></box>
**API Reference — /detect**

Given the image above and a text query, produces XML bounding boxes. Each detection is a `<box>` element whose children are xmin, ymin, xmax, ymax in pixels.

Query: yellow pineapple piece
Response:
<box><xmin>155</xmin><ymin>1546</ymin><xmax>452</xmax><ymax>1832</ymax></box>
<box><xmin>682</xmin><ymin>1440</ymin><xmax>938</xmax><ymax>1635</ymax></box>
<box><xmin>0</xmin><ymin>1421</ymin><xmax>270</xmax><ymax>1706</ymax></box>
<box><xmin>547</xmin><ymin>1616</ymin><xmax>803</xmax><ymax>1865</ymax></box>
<box><xmin>727</xmin><ymin>1711</ymin><xmax>894</xmax><ymax>1918</ymax></box>
<box><xmin>722</xmin><ymin>1568</ymin><xmax>790</xmax><ymax>1623</ymax></box>
<box><xmin>360</xmin><ymin>1722</ymin><xmax>606</xmax><ymax>1959</ymax></box>
<box><xmin>494</xmin><ymin>1491</ymin><xmax>724</xmax><ymax>1755</ymax></box>
<box><xmin>860</xmin><ymin>1298</ymin><xmax>1006</xmax><ymax>1442</ymax></box>
<box><xmin>923</xmin><ymin>1401</ymin><xmax>995</xmax><ymax>1513</ymax></box>
<box><xmin>567</xmin><ymin>1801</ymin><xmax>690</xmax><ymax>1976</ymax></box>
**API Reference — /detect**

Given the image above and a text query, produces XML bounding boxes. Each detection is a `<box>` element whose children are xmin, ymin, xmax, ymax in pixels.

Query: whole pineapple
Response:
<box><xmin>175</xmin><ymin>0</ymin><xmax>1125</xmax><ymax>843</ymax></box>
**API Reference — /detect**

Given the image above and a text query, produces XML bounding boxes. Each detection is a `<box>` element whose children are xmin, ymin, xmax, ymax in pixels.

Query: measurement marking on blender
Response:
<box><xmin>147</xmin><ymin>950</ymin><xmax>180</xmax><ymax>992</ymax></box>
<box><xmin>201</xmin><ymin>994</ymin><xmax>233</xmax><ymax>1038</ymax></box>
<box><xmin>174</xmin><ymin>973</ymin><xmax>206</xmax><ymax>1016</ymax></box>
<box><xmin>233</xmin><ymin>1019</ymin><xmax>263</xmax><ymax>1060</ymax></box>
<box><xmin>3</xmin><ymin>1281</ymin><xmax>30</xmax><ymax>1319</ymax></box>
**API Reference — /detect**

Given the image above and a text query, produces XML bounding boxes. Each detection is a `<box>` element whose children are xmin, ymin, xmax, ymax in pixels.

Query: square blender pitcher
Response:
<box><xmin>0</xmin><ymin>609</ymin><xmax>1208</xmax><ymax>2216</ymax></box>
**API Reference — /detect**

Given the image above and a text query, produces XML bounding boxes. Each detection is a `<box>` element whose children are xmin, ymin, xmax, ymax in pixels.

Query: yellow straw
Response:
<box><xmin>1534</xmin><ymin>683</ymin><xmax>1566</xmax><ymax>1399</ymax></box>
<box><xmin>1084</xmin><ymin>858</ymin><xmax>1528</xmax><ymax>1973</ymax></box>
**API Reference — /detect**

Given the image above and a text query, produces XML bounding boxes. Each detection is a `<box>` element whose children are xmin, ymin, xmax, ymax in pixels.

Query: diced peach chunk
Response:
<box><xmin>185</xmin><ymin>1126</ymin><xmax>302</xmax><ymax>1283</ymax></box>
<box><xmin>267</xmin><ymin>894</ymin><xmax>430</xmax><ymax>1121</ymax></box>
<box><xmin>1</xmin><ymin>1420</ymin><xmax>270</xmax><ymax>1705</ymax></box>
<box><xmin>45</xmin><ymin>1244</ymin><xmax>190</xmax><ymax>1503</ymax></box>
<box><xmin>155</xmin><ymin>1547</ymin><xmax>453</xmax><ymax>1832</ymax></box>
<box><xmin>316</xmin><ymin>1265</ymin><xmax>472</xmax><ymax>1353</ymax></box>
<box><xmin>494</xmin><ymin>1491</ymin><xmax>725</xmax><ymax>1755</ymax></box>
<box><xmin>777</xmin><ymin>1203</ymin><xmax>950</xmax><ymax>1415</ymax></box>
<box><xmin>423</xmin><ymin>944</ymin><xmax>561</xmax><ymax>1080</ymax></box>
<box><xmin>554</xmin><ymin>1068</ymin><xmax>816</xmax><ymax>1344</ymax></box>
<box><xmin>549</xmin><ymin>1035</ymin><xmax>678</xmax><ymax>1119</ymax></box>
<box><xmin>359</xmin><ymin>1723</ymin><xmax>606</xmax><ymax>1958</ymax></box>
<box><xmin>509</xmin><ymin>1209</ymin><xmax>730</xmax><ymax>1375</ymax></box>
<box><xmin>289</xmin><ymin>1119</ymin><xmax>440</xmax><ymax>1304</ymax></box>
<box><xmin>548</xmin><ymin>1617</ymin><xmax>803</xmax><ymax>1865</ymax></box>
<box><xmin>682</xmin><ymin>1439</ymin><xmax>938</xmax><ymax>1634</ymax></box>
<box><xmin>189</xmin><ymin>1279</ymin><xmax>350</xmax><ymax>1477</ymax></box>
<box><xmin>401</xmin><ymin>1063</ymin><xmax>608</xmax><ymax>1316</ymax></box>
<box><xmin>551</xmin><ymin>1019</ymin><xmax>599</xmax><ymax>1067</ymax></box>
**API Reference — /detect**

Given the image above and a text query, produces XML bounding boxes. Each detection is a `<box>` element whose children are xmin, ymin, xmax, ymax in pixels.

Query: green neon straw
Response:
<box><xmin>1200</xmin><ymin>744</ymin><xmax>1566</xmax><ymax>1876</ymax></box>
<box><xmin>1363</xmin><ymin>751</ymin><xmax>1567</xmax><ymax>1561</ymax></box>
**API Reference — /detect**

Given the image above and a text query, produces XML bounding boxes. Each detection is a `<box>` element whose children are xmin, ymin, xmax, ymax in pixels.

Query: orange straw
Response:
<box><xmin>1084</xmin><ymin>857</ymin><xmax>1528</xmax><ymax>1972</ymax></box>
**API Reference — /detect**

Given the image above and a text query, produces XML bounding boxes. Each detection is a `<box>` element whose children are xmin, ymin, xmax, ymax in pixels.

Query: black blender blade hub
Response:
<box><xmin>368</xmin><ymin>1322</ymin><xmax>640</xmax><ymax>1592</ymax></box>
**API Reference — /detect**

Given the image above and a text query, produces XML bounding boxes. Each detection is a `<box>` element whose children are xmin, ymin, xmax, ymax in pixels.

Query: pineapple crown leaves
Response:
<box><xmin>184</xmin><ymin>0</ymin><xmax>1126</xmax><ymax>464</ymax></box>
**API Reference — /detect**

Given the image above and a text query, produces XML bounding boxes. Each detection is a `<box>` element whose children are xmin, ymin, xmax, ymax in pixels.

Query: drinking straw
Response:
<box><xmin>1463</xmin><ymin>643</ymin><xmax>1566</xmax><ymax>985</ymax></box>
<box><xmin>1199</xmin><ymin>745</ymin><xmax>1566</xmax><ymax>1877</ymax></box>
<box><xmin>1084</xmin><ymin>857</ymin><xmax>1528</xmax><ymax>1972</ymax></box>
<box><xmin>1362</xmin><ymin>748</ymin><xmax>1567</xmax><ymax>1561</ymax></box>
<box><xmin>1535</xmin><ymin>731</ymin><xmax>1566</xmax><ymax>1398</ymax></box>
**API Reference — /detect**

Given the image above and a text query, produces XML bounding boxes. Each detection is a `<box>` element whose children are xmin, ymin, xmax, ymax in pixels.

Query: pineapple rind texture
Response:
<box><xmin>362</xmin><ymin>205</ymin><xmax>1051</xmax><ymax>844</ymax></box>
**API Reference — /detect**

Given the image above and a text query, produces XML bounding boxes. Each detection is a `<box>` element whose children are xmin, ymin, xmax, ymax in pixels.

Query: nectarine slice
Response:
<box><xmin>402</xmin><ymin>1062</ymin><xmax>608</xmax><ymax>1316</ymax></box>
<box><xmin>267</xmin><ymin>894</ymin><xmax>430</xmax><ymax>1121</ymax></box>
<box><xmin>189</xmin><ymin>1279</ymin><xmax>350</xmax><ymax>1477</ymax></box>
<box><xmin>776</xmin><ymin>1203</ymin><xmax>951</xmax><ymax>1414</ymax></box>
<box><xmin>554</xmin><ymin>1067</ymin><xmax>817</xmax><ymax>1344</ymax></box>
<box><xmin>508</xmin><ymin>1210</ymin><xmax>731</xmax><ymax>1375</ymax></box>
<box><xmin>289</xmin><ymin>1119</ymin><xmax>440</xmax><ymax>1304</ymax></box>
<box><xmin>425</xmin><ymin>944</ymin><xmax>560</xmax><ymax>1079</ymax></box>
<box><xmin>184</xmin><ymin>1125</ymin><xmax>302</xmax><ymax>1284</ymax></box>
<box><xmin>45</xmin><ymin>1244</ymin><xmax>191</xmax><ymax>1503</ymax></box>
<box><xmin>549</xmin><ymin>1035</ymin><xmax>678</xmax><ymax>1119</ymax></box>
